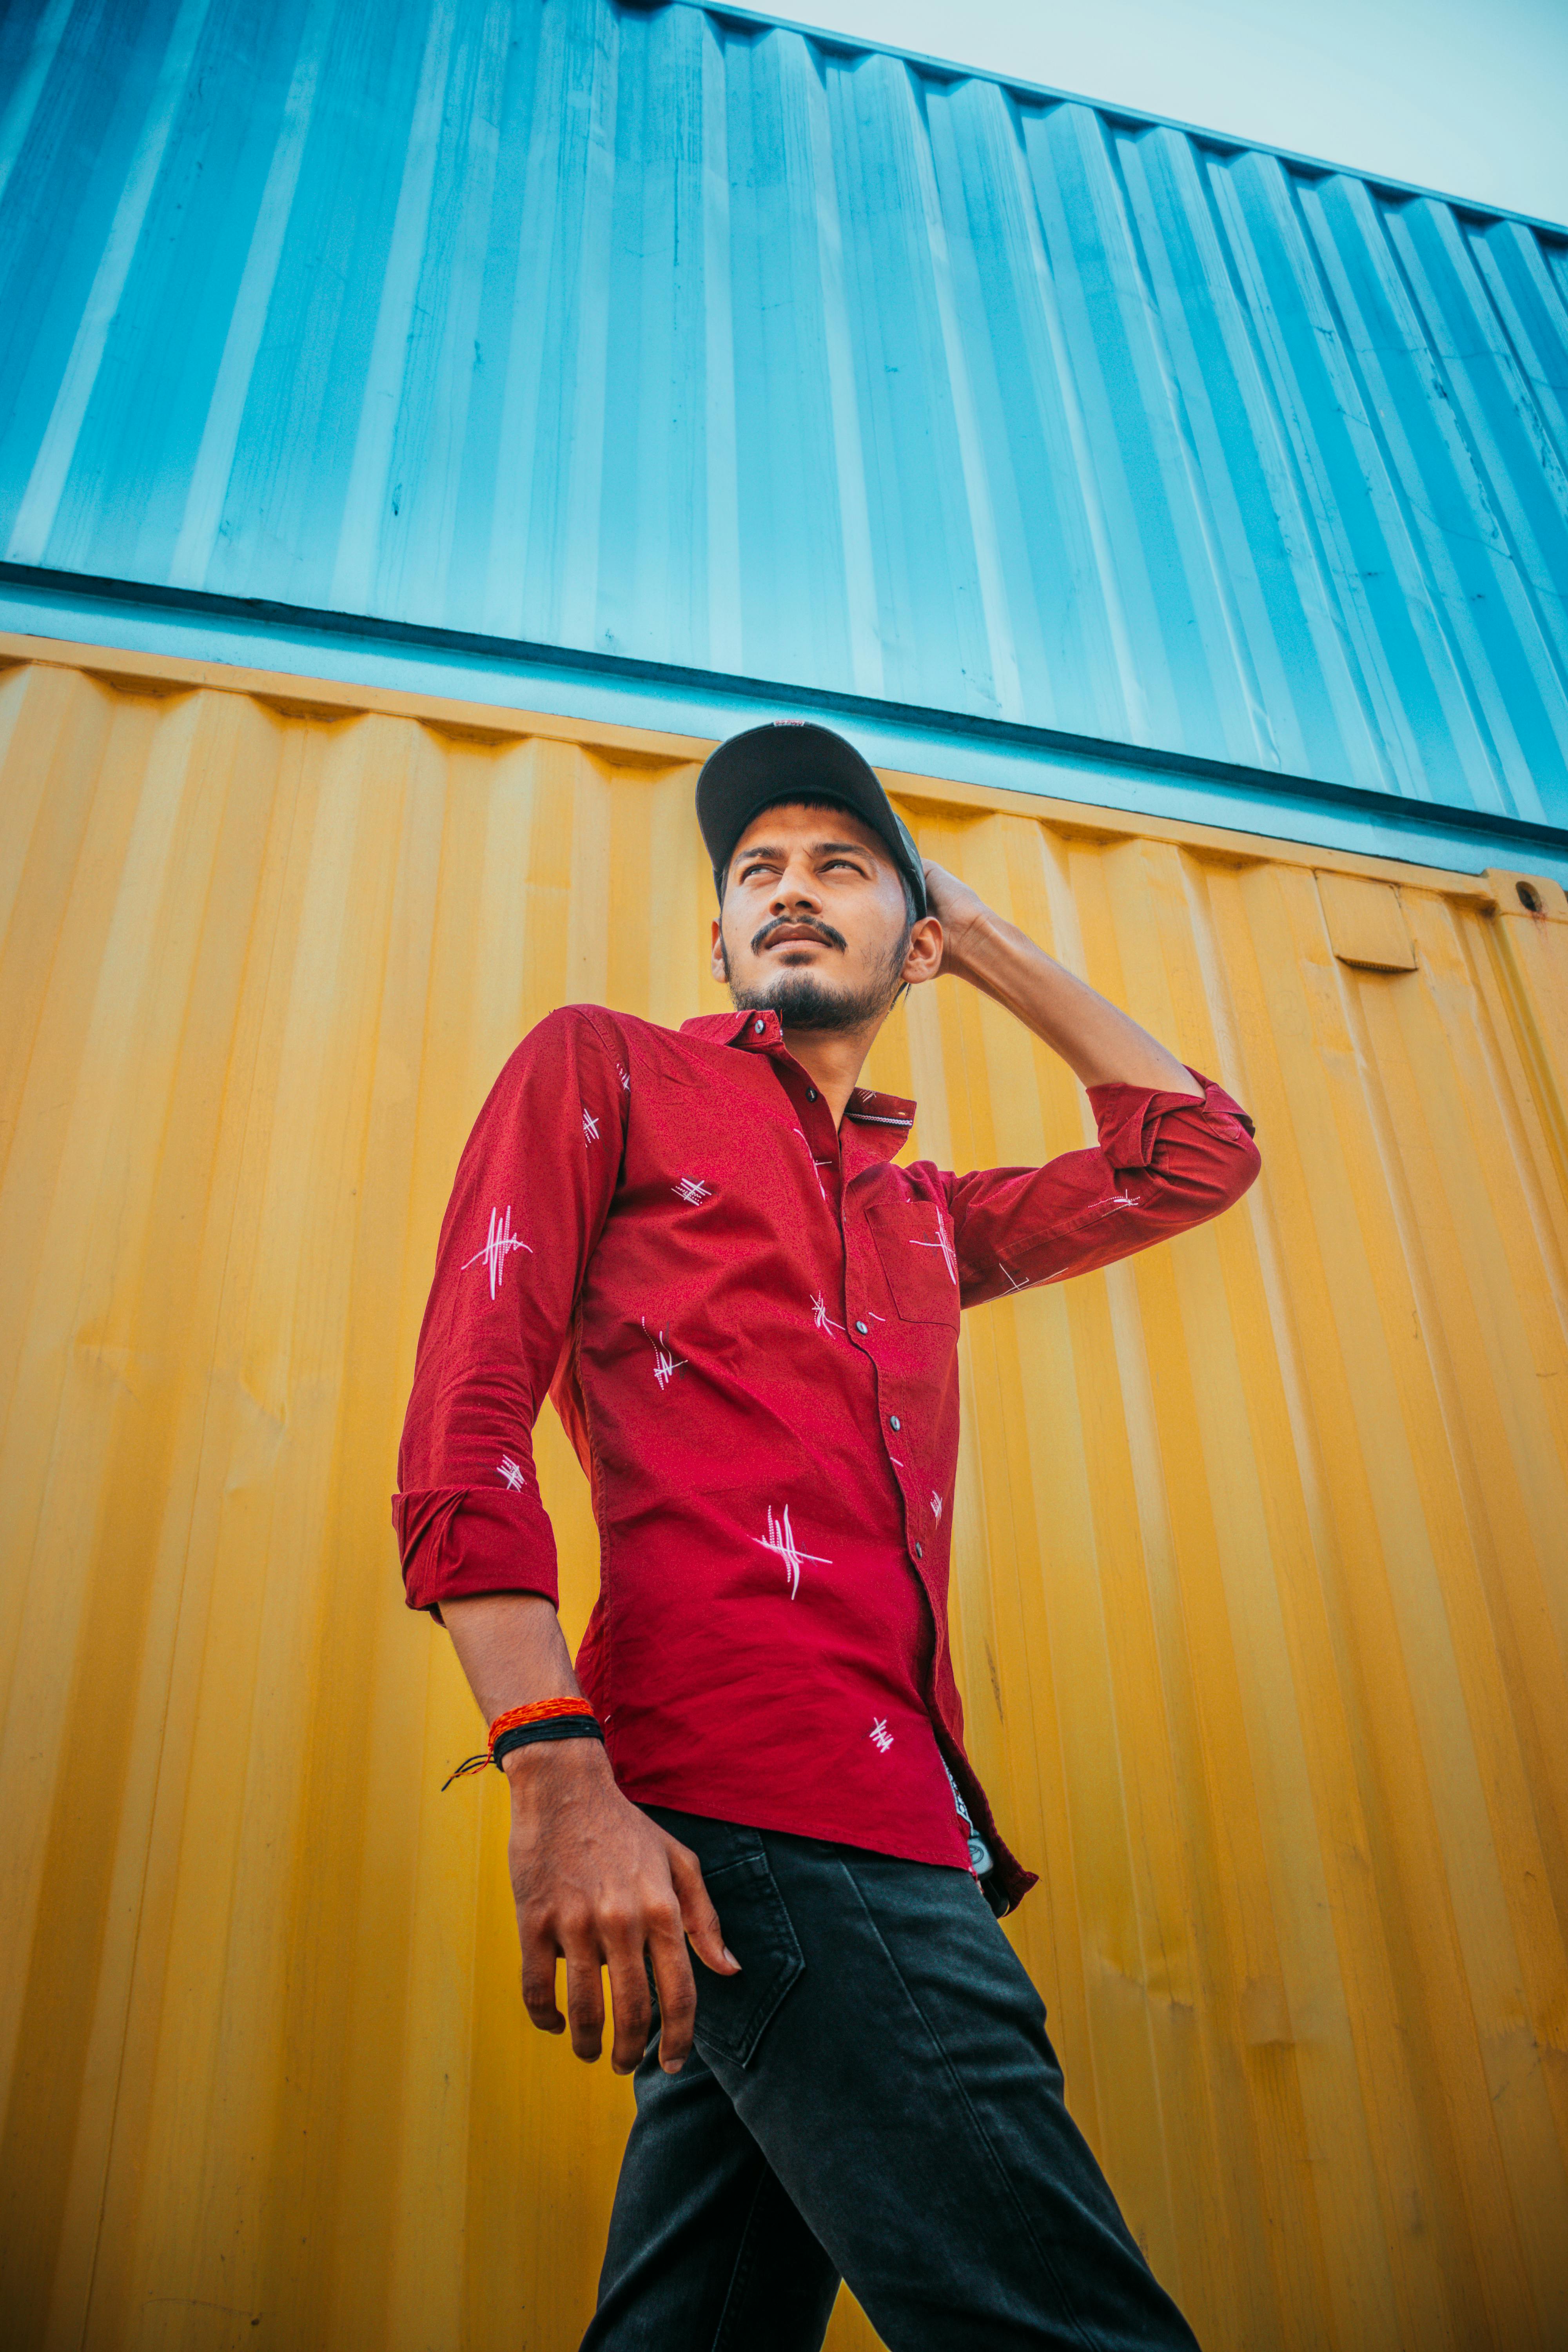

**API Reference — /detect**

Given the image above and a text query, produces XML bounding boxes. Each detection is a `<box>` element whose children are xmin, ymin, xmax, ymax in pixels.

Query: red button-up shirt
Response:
<box><xmin>395</xmin><ymin>1004</ymin><xmax>1259</xmax><ymax>1910</ymax></box>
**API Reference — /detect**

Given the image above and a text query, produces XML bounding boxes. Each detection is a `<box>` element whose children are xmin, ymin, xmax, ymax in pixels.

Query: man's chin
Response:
<box><xmin>731</xmin><ymin>972</ymin><xmax>892</xmax><ymax>1033</ymax></box>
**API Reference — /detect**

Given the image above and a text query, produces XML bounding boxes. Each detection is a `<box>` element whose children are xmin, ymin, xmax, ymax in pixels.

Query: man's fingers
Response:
<box><xmin>665</xmin><ymin>1840</ymin><xmax>740</xmax><ymax>1977</ymax></box>
<box><xmin>520</xmin><ymin>1933</ymin><xmax>564</xmax><ymax>2036</ymax></box>
<box><xmin>603</xmin><ymin>1935</ymin><xmax>653</xmax><ymax>2075</ymax></box>
<box><xmin>646</xmin><ymin>1917</ymin><xmax>700</xmax><ymax>2074</ymax></box>
<box><xmin>562</xmin><ymin>1935</ymin><xmax>607</xmax><ymax>2062</ymax></box>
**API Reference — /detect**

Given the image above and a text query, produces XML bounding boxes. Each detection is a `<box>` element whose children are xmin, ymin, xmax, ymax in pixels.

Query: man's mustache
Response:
<box><xmin>751</xmin><ymin>916</ymin><xmax>847</xmax><ymax>956</ymax></box>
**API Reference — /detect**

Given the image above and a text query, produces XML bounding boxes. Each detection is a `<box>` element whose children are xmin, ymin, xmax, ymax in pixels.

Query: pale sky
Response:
<box><xmin>743</xmin><ymin>0</ymin><xmax>1568</xmax><ymax>227</ymax></box>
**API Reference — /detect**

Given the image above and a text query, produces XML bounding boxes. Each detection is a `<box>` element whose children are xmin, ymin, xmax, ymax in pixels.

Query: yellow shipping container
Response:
<box><xmin>1</xmin><ymin>638</ymin><xmax>1565</xmax><ymax>2352</ymax></box>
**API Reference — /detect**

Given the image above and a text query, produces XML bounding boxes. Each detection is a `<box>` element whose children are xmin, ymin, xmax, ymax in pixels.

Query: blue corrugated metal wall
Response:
<box><xmin>3</xmin><ymin>0</ymin><xmax>1568</xmax><ymax>830</ymax></box>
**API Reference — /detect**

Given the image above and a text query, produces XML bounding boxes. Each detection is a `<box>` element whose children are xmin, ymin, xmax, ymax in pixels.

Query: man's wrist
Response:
<box><xmin>501</xmin><ymin>1734</ymin><xmax>613</xmax><ymax>1792</ymax></box>
<box><xmin>943</xmin><ymin>907</ymin><xmax>1017</xmax><ymax>987</ymax></box>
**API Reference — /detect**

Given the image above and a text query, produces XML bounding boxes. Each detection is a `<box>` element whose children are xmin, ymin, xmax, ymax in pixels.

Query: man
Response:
<box><xmin>394</xmin><ymin>721</ymin><xmax>1259</xmax><ymax>2350</ymax></box>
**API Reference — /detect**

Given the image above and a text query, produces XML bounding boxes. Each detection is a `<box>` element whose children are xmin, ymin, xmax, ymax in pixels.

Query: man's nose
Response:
<box><xmin>770</xmin><ymin>860</ymin><xmax>823</xmax><ymax>911</ymax></box>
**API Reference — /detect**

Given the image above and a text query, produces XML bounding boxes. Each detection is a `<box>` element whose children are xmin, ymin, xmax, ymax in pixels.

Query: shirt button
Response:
<box><xmin>914</xmin><ymin>1542</ymin><xmax>924</xmax><ymax>1559</ymax></box>
<box><xmin>807</xmin><ymin>1087</ymin><xmax>817</xmax><ymax>1101</ymax></box>
<box><xmin>854</xmin><ymin>1320</ymin><xmax>868</xmax><ymax>1335</ymax></box>
<box><xmin>889</xmin><ymin>1415</ymin><xmax>901</xmax><ymax>1430</ymax></box>
<box><xmin>753</xmin><ymin>1018</ymin><xmax>765</xmax><ymax>1035</ymax></box>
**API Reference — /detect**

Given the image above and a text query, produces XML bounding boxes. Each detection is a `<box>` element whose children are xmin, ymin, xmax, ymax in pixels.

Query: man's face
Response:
<box><xmin>711</xmin><ymin>801</ymin><xmax>937</xmax><ymax>1031</ymax></box>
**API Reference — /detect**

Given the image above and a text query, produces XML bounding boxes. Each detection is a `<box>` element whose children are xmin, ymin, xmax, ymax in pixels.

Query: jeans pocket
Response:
<box><xmin>692</xmin><ymin>1848</ymin><xmax>804</xmax><ymax>2068</ymax></box>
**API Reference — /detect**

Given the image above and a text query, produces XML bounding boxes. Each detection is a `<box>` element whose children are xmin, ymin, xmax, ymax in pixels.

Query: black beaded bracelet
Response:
<box><xmin>492</xmin><ymin>1716</ymin><xmax>606</xmax><ymax>1768</ymax></box>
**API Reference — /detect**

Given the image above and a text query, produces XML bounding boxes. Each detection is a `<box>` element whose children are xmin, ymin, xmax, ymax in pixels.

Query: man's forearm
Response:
<box><xmin>442</xmin><ymin>1591</ymin><xmax>582</xmax><ymax>1722</ymax></box>
<box><xmin>946</xmin><ymin>908</ymin><xmax>1197</xmax><ymax>1097</ymax></box>
<box><xmin>441</xmin><ymin>1592</ymin><xmax>618</xmax><ymax>1820</ymax></box>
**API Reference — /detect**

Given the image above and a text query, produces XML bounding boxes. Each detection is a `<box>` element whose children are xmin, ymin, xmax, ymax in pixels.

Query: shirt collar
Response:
<box><xmin>680</xmin><ymin>1011</ymin><xmax>917</xmax><ymax>1160</ymax></box>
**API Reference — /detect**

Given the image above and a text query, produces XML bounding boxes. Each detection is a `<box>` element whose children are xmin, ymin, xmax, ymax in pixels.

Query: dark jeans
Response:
<box><xmin>581</xmin><ymin>1810</ymin><xmax>1201</xmax><ymax>2352</ymax></box>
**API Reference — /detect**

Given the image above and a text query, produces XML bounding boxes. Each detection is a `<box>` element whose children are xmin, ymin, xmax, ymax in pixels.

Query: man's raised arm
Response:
<box><xmin>922</xmin><ymin>857</ymin><xmax>1199</xmax><ymax>1096</ymax></box>
<box><xmin>919</xmin><ymin>859</ymin><xmax>1261</xmax><ymax>1304</ymax></box>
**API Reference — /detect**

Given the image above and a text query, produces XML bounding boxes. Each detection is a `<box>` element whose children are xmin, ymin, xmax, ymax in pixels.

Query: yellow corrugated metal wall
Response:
<box><xmin>1</xmin><ymin>638</ymin><xmax>1565</xmax><ymax>2352</ymax></box>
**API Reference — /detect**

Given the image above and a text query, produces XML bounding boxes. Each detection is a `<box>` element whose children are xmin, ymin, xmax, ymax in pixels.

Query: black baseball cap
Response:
<box><xmin>696</xmin><ymin>720</ymin><xmax>928</xmax><ymax>919</ymax></box>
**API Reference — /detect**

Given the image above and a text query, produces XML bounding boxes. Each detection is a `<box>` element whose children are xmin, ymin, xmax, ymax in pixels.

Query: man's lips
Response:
<box><xmin>753</xmin><ymin>921</ymin><xmax>844</xmax><ymax>953</ymax></box>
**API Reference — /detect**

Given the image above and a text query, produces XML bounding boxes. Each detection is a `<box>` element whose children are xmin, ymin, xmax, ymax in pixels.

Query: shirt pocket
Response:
<box><xmin>691</xmin><ymin>1847</ymin><xmax>806</xmax><ymax>2068</ymax></box>
<box><xmin>866</xmin><ymin>1199</ymin><xmax>961</xmax><ymax>1330</ymax></box>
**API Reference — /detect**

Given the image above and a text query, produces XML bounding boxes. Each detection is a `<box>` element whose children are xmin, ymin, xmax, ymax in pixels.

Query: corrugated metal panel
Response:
<box><xmin>3</xmin><ymin>0</ymin><xmax>1568</xmax><ymax>828</ymax></box>
<box><xmin>2</xmin><ymin>633</ymin><xmax>1566</xmax><ymax>2350</ymax></box>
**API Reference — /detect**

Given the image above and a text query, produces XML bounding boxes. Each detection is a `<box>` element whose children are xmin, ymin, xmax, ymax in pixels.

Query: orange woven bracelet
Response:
<box><xmin>443</xmin><ymin>1696</ymin><xmax>601</xmax><ymax>1789</ymax></box>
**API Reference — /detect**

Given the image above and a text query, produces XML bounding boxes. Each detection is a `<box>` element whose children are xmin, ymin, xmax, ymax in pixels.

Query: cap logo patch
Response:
<box><xmin>771</xmin><ymin>717</ymin><xmax>806</xmax><ymax>725</ymax></box>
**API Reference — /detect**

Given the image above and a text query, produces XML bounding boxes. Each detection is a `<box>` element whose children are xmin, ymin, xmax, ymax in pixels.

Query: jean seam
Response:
<box><xmin>708</xmin><ymin>2160</ymin><xmax>773</xmax><ymax>2352</ymax></box>
<box><xmin>833</xmin><ymin>1857</ymin><xmax>1100</xmax><ymax>2352</ymax></box>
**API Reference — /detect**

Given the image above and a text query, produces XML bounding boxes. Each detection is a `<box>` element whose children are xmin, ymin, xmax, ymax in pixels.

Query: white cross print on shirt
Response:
<box><xmin>909</xmin><ymin>1213</ymin><xmax>957</xmax><ymax>1284</ymax></box>
<box><xmin>462</xmin><ymin>1205</ymin><xmax>532</xmax><ymax>1298</ymax></box>
<box><xmin>582</xmin><ymin>1105</ymin><xmax>600</xmax><ymax>1143</ymax></box>
<box><xmin>753</xmin><ymin>1504</ymin><xmax>831</xmax><ymax>1601</ymax></box>
<box><xmin>498</xmin><ymin>1455</ymin><xmax>526</xmax><ymax>1491</ymax></box>
<box><xmin>869</xmin><ymin>1717</ymin><xmax>894</xmax><ymax>1754</ymax></box>
<box><xmin>641</xmin><ymin>1317</ymin><xmax>687</xmax><ymax>1392</ymax></box>
<box><xmin>672</xmin><ymin>1175</ymin><xmax>711</xmax><ymax>1205</ymax></box>
<box><xmin>792</xmin><ymin>1127</ymin><xmax>828</xmax><ymax>1202</ymax></box>
<box><xmin>811</xmin><ymin>1292</ymin><xmax>844</xmax><ymax>1335</ymax></box>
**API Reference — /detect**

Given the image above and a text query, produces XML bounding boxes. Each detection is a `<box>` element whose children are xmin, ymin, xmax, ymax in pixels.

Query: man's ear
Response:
<box><xmin>710</xmin><ymin>916</ymin><xmax>728</xmax><ymax>983</ymax></box>
<box><xmin>900</xmin><ymin>914</ymin><xmax>943</xmax><ymax>987</ymax></box>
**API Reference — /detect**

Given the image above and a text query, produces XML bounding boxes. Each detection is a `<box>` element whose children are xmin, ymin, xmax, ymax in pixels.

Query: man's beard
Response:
<box><xmin>732</xmin><ymin>969</ymin><xmax>897</xmax><ymax>1031</ymax></box>
<box><xmin>724</xmin><ymin>918</ymin><xmax>910</xmax><ymax>1032</ymax></box>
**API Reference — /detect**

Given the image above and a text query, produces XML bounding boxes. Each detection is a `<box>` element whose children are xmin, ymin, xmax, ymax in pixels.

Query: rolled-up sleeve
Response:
<box><xmin>393</xmin><ymin>1006</ymin><xmax>627</xmax><ymax>1614</ymax></box>
<box><xmin>947</xmin><ymin>1068</ymin><xmax>1259</xmax><ymax>1310</ymax></box>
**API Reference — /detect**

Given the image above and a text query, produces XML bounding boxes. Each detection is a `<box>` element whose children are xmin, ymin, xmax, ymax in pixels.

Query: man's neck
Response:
<box><xmin>777</xmin><ymin>1020</ymin><xmax>880</xmax><ymax>1128</ymax></box>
